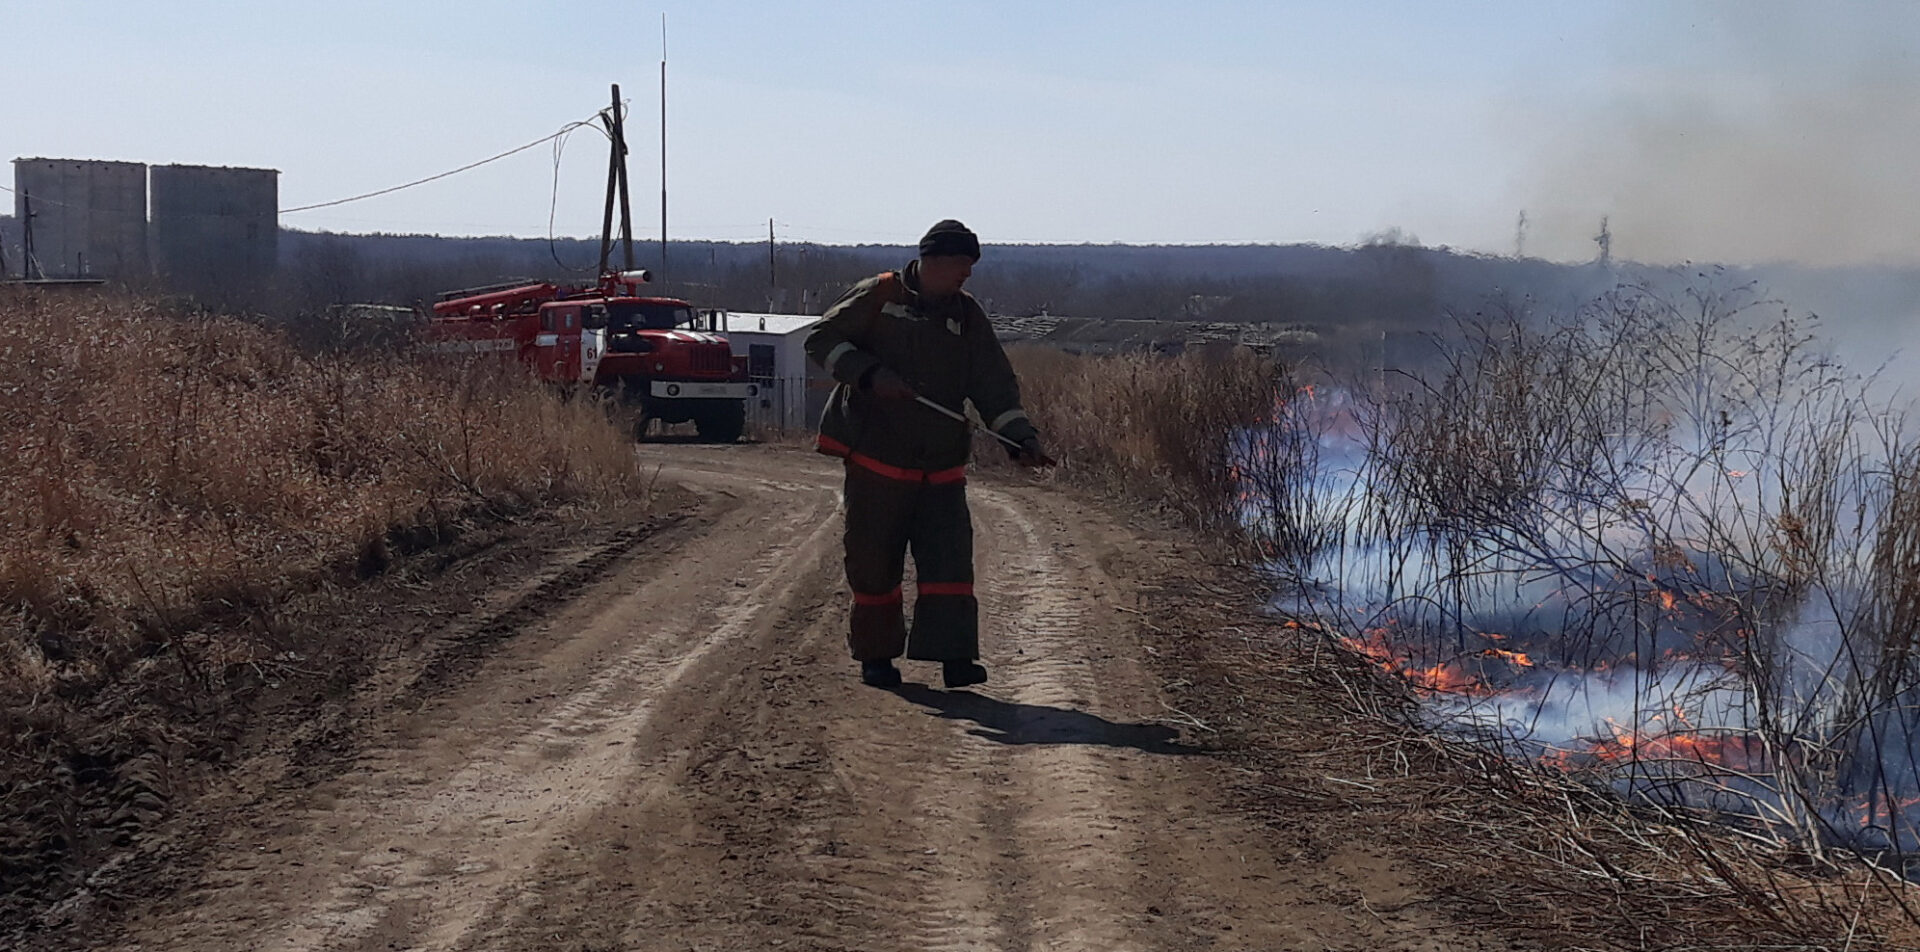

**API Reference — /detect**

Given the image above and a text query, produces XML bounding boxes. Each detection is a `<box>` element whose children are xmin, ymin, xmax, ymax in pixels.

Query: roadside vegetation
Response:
<box><xmin>0</xmin><ymin>288</ymin><xmax>645</xmax><ymax>918</ymax></box>
<box><xmin>996</xmin><ymin>344</ymin><xmax>1284</xmax><ymax>541</ymax></box>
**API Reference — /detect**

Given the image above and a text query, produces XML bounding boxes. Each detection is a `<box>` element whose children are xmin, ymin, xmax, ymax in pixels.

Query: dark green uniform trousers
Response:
<box><xmin>841</xmin><ymin>460</ymin><xmax>978</xmax><ymax>662</ymax></box>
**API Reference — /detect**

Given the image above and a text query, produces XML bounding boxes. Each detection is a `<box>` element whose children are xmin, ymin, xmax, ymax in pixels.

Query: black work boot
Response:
<box><xmin>942</xmin><ymin>660</ymin><xmax>988</xmax><ymax>689</ymax></box>
<box><xmin>860</xmin><ymin>659</ymin><xmax>902</xmax><ymax>688</ymax></box>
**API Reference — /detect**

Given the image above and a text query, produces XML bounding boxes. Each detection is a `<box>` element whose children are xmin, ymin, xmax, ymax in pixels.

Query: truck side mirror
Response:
<box><xmin>584</xmin><ymin>306</ymin><xmax>608</xmax><ymax>330</ymax></box>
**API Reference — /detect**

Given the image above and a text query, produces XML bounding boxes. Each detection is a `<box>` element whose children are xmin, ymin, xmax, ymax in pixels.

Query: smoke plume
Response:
<box><xmin>1522</xmin><ymin>2</ymin><xmax>1920</xmax><ymax>267</ymax></box>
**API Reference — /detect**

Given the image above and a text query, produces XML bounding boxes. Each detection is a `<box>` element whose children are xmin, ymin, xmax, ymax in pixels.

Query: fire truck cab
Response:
<box><xmin>427</xmin><ymin>271</ymin><xmax>756</xmax><ymax>442</ymax></box>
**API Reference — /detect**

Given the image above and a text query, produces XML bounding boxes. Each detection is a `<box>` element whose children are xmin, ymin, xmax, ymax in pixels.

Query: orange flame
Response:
<box><xmin>1337</xmin><ymin>629</ymin><xmax>1501</xmax><ymax>696</ymax></box>
<box><xmin>1480</xmin><ymin>648</ymin><xmax>1534</xmax><ymax>667</ymax></box>
<box><xmin>1549</xmin><ymin>717</ymin><xmax>1766</xmax><ymax>772</ymax></box>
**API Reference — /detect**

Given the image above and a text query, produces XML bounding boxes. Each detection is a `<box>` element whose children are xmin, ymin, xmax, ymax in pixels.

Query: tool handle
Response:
<box><xmin>914</xmin><ymin>395</ymin><xmax>1025</xmax><ymax>451</ymax></box>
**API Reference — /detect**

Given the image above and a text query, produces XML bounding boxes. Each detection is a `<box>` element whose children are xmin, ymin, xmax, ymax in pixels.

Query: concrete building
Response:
<box><xmin>149</xmin><ymin>164</ymin><xmax>279</xmax><ymax>296</ymax></box>
<box><xmin>714</xmin><ymin>311</ymin><xmax>829</xmax><ymax>433</ymax></box>
<box><xmin>7</xmin><ymin>158</ymin><xmax>279</xmax><ymax>293</ymax></box>
<box><xmin>11</xmin><ymin>158</ymin><xmax>149</xmax><ymax>279</ymax></box>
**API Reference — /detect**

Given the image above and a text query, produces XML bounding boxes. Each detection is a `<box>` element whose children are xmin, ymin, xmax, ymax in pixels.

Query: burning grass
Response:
<box><xmin>1225</xmin><ymin>279</ymin><xmax>1920</xmax><ymax>940</ymax></box>
<box><xmin>1266</xmin><ymin>285</ymin><xmax>1920</xmax><ymax>857</ymax></box>
<box><xmin>0</xmin><ymin>288</ymin><xmax>646</xmax><ymax>912</ymax></box>
<box><xmin>1003</xmin><ymin>280</ymin><xmax>1920</xmax><ymax>942</ymax></box>
<box><xmin>1168</xmin><ymin>605</ymin><xmax>1920</xmax><ymax>950</ymax></box>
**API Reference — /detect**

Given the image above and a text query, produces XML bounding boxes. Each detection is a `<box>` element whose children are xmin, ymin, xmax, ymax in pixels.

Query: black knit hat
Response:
<box><xmin>919</xmin><ymin>219</ymin><xmax>981</xmax><ymax>260</ymax></box>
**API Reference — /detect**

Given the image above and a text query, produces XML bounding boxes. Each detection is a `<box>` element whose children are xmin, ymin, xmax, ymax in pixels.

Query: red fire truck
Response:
<box><xmin>423</xmin><ymin>85</ymin><xmax>753</xmax><ymax>438</ymax></box>
<box><xmin>426</xmin><ymin>269</ymin><xmax>755</xmax><ymax>442</ymax></box>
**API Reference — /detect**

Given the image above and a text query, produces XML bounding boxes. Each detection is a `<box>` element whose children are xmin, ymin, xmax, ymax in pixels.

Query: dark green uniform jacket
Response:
<box><xmin>805</xmin><ymin>262</ymin><xmax>1039</xmax><ymax>472</ymax></box>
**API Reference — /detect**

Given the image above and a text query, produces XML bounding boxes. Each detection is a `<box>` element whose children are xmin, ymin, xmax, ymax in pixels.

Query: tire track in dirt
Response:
<box><xmin>963</xmin><ymin>485</ymin><xmax>1157</xmax><ymax>950</ymax></box>
<box><xmin>470</xmin><ymin>451</ymin><xmax>1019</xmax><ymax>952</ymax></box>
<box><xmin>972</xmin><ymin>489</ymin><xmax>1285</xmax><ymax>949</ymax></box>
<box><xmin>412</xmin><ymin>491</ymin><xmax>844</xmax><ymax>952</ymax></box>
<box><xmin>485</xmin><ymin>458</ymin><xmax>1203</xmax><ymax>951</ymax></box>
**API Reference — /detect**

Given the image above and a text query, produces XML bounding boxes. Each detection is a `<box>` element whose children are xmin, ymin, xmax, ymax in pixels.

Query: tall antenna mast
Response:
<box><xmin>659</xmin><ymin>13</ymin><xmax>669</xmax><ymax>276</ymax></box>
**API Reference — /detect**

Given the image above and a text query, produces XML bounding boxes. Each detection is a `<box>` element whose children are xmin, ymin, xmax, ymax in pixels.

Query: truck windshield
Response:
<box><xmin>608</xmin><ymin>302</ymin><xmax>694</xmax><ymax>330</ymax></box>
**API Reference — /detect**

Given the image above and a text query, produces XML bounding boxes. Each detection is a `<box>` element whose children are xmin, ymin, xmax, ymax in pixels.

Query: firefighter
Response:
<box><xmin>805</xmin><ymin>219</ymin><xmax>1053</xmax><ymax>689</ymax></box>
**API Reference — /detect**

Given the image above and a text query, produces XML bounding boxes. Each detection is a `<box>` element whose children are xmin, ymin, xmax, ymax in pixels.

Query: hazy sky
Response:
<box><xmin>7</xmin><ymin>1</ymin><xmax>1915</xmax><ymax>265</ymax></box>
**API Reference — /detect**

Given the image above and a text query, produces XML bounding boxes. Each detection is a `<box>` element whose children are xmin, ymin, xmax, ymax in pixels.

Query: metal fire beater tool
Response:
<box><xmin>914</xmin><ymin>395</ymin><xmax>1026</xmax><ymax>452</ymax></box>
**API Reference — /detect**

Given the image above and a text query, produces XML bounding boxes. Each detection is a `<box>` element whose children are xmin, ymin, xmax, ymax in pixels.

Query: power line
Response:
<box><xmin>280</xmin><ymin>112</ymin><xmax>607</xmax><ymax>214</ymax></box>
<box><xmin>0</xmin><ymin>181</ymin><xmax>90</xmax><ymax>213</ymax></box>
<box><xmin>548</xmin><ymin>118</ymin><xmax>609</xmax><ymax>272</ymax></box>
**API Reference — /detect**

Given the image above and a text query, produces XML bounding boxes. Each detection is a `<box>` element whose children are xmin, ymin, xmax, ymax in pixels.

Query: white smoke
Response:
<box><xmin>1518</xmin><ymin>2</ymin><xmax>1920</xmax><ymax>267</ymax></box>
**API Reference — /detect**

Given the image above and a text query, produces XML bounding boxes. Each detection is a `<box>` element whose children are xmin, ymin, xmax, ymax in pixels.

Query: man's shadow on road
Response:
<box><xmin>892</xmin><ymin>684</ymin><xmax>1199</xmax><ymax>755</ymax></box>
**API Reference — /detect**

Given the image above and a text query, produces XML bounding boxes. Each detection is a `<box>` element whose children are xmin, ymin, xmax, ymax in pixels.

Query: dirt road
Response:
<box><xmin>83</xmin><ymin>444</ymin><xmax>1503</xmax><ymax>951</ymax></box>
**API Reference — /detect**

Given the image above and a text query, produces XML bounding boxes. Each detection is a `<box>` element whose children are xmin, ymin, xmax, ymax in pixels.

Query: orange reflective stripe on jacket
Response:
<box><xmin>818</xmin><ymin>434</ymin><xmax>967</xmax><ymax>485</ymax></box>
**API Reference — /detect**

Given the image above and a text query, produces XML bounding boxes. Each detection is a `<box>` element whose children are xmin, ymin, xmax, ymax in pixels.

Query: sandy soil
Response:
<box><xmin>50</xmin><ymin>443</ymin><xmax>1515</xmax><ymax>951</ymax></box>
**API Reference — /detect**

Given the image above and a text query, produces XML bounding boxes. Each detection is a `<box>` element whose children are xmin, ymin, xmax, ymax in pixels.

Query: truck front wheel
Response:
<box><xmin>694</xmin><ymin>402</ymin><xmax>746</xmax><ymax>443</ymax></box>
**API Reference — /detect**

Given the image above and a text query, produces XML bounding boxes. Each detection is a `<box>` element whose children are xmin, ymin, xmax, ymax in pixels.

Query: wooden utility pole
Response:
<box><xmin>21</xmin><ymin>190</ymin><xmax>42</xmax><ymax>280</ymax></box>
<box><xmin>768</xmin><ymin>218</ymin><xmax>777</xmax><ymax>290</ymax></box>
<box><xmin>597</xmin><ymin>84</ymin><xmax>636</xmax><ymax>276</ymax></box>
<box><xmin>598</xmin><ymin>88</ymin><xmax>620</xmax><ymax>274</ymax></box>
<box><xmin>614</xmin><ymin>87</ymin><xmax>636</xmax><ymax>272</ymax></box>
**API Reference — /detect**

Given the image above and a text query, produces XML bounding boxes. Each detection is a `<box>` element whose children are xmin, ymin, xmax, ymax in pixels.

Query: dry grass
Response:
<box><xmin>1</xmin><ymin>290</ymin><xmax>642</xmax><ymax>686</ymax></box>
<box><xmin>997</xmin><ymin>344</ymin><xmax>1284</xmax><ymax>540</ymax></box>
<box><xmin>0</xmin><ymin>288</ymin><xmax>646</xmax><ymax>907</ymax></box>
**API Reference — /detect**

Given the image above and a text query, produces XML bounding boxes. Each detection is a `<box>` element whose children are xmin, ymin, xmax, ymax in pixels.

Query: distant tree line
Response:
<box><xmin>262</xmin><ymin>229</ymin><xmax>1638</xmax><ymax>362</ymax></box>
<box><xmin>10</xmin><ymin>214</ymin><xmax>1914</xmax><ymax>368</ymax></box>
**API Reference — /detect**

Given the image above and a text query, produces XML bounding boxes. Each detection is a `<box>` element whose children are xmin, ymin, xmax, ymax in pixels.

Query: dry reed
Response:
<box><xmin>1</xmin><ymin>290</ymin><xmax>643</xmax><ymax>688</ymax></box>
<box><xmin>998</xmin><ymin>344</ymin><xmax>1285</xmax><ymax>540</ymax></box>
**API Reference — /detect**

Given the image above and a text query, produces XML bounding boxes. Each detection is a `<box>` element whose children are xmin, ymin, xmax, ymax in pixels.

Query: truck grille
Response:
<box><xmin>690</xmin><ymin>345</ymin><xmax>731</xmax><ymax>376</ymax></box>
